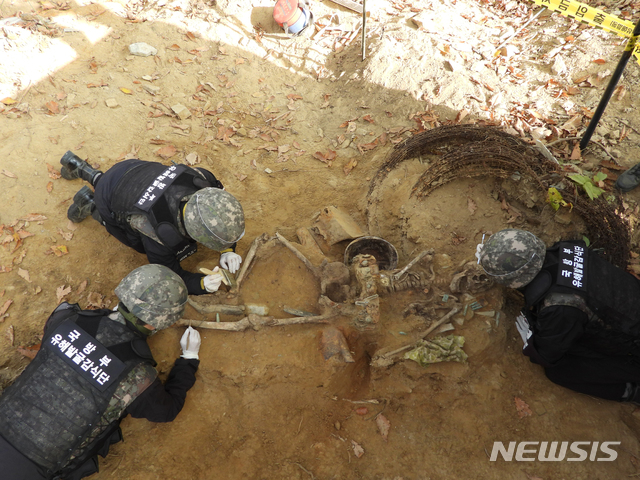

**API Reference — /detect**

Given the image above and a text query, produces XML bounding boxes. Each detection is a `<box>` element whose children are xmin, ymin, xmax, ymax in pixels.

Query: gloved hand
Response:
<box><xmin>475</xmin><ymin>243</ymin><xmax>484</xmax><ymax>263</ymax></box>
<box><xmin>515</xmin><ymin>312</ymin><xmax>532</xmax><ymax>347</ymax></box>
<box><xmin>220</xmin><ymin>252</ymin><xmax>242</xmax><ymax>274</ymax></box>
<box><xmin>203</xmin><ymin>266</ymin><xmax>224</xmax><ymax>293</ymax></box>
<box><xmin>180</xmin><ymin>326</ymin><xmax>201</xmax><ymax>360</ymax></box>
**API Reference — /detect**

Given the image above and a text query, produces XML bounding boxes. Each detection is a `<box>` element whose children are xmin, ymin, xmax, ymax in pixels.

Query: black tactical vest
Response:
<box><xmin>523</xmin><ymin>241</ymin><xmax>640</xmax><ymax>355</ymax></box>
<box><xmin>109</xmin><ymin>162</ymin><xmax>218</xmax><ymax>261</ymax></box>
<box><xmin>0</xmin><ymin>304</ymin><xmax>156</xmax><ymax>478</ymax></box>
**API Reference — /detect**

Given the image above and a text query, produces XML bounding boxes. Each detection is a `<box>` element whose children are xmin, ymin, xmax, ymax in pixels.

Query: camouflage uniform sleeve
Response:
<box><xmin>124</xmin><ymin>358</ymin><xmax>199</xmax><ymax>423</ymax></box>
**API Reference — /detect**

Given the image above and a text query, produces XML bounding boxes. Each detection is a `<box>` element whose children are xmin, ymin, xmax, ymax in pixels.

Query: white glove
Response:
<box><xmin>203</xmin><ymin>266</ymin><xmax>224</xmax><ymax>293</ymax></box>
<box><xmin>515</xmin><ymin>312</ymin><xmax>532</xmax><ymax>347</ymax></box>
<box><xmin>220</xmin><ymin>252</ymin><xmax>242</xmax><ymax>274</ymax></box>
<box><xmin>180</xmin><ymin>326</ymin><xmax>201</xmax><ymax>360</ymax></box>
<box><xmin>475</xmin><ymin>243</ymin><xmax>484</xmax><ymax>263</ymax></box>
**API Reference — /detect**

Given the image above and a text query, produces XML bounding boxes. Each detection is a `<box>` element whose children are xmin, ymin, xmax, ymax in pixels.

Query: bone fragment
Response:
<box><xmin>370</xmin><ymin>306</ymin><xmax>460</xmax><ymax>367</ymax></box>
<box><xmin>275</xmin><ymin>232</ymin><xmax>318</xmax><ymax>276</ymax></box>
<box><xmin>392</xmin><ymin>249</ymin><xmax>434</xmax><ymax>281</ymax></box>
<box><xmin>176</xmin><ymin>313</ymin><xmax>335</xmax><ymax>331</ymax></box>
<box><xmin>233</xmin><ymin>233</ymin><xmax>272</xmax><ymax>292</ymax></box>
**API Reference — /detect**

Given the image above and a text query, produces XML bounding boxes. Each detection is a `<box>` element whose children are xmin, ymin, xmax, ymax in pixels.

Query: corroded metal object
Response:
<box><xmin>352</xmin><ymin>254</ymin><xmax>379</xmax><ymax>299</ymax></box>
<box><xmin>355</xmin><ymin>294</ymin><xmax>380</xmax><ymax>327</ymax></box>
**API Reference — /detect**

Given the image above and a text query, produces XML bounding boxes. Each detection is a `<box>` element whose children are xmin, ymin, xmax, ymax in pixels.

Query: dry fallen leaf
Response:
<box><xmin>45</xmin><ymin>101</ymin><xmax>59</xmax><ymax>114</ymax></box>
<box><xmin>13</xmin><ymin>250</ymin><xmax>27</xmax><ymax>265</ymax></box>
<box><xmin>86</xmin><ymin>292</ymin><xmax>109</xmax><ymax>309</ymax></box>
<box><xmin>56</xmin><ymin>285</ymin><xmax>72</xmax><ymax>304</ymax></box>
<box><xmin>351</xmin><ymin>440</ymin><xmax>364</xmax><ymax>458</ymax></box>
<box><xmin>46</xmin><ymin>163</ymin><xmax>62</xmax><ymax>179</ymax></box>
<box><xmin>570</xmin><ymin>142</ymin><xmax>582</xmax><ymax>160</ymax></box>
<box><xmin>593</xmin><ymin>58</ymin><xmax>606</xmax><ymax>64</ymax></box>
<box><xmin>343</xmin><ymin>158</ymin><xmax>358</xmax><ymax>176</ymax></box>
<box><xmin>57</xmin><ymin>228</ymin><xmax>73</xmax><ymax>241</ymax></box>
<box><xmin>185</xmin><ymin>152</ymin><xmax>200</xmax><ymax>165</ymax></box>
<box><xmin>17</xmin><ymin>268</ymin><xmax>31</xmax><ymax>283</ymax></box>
<box><xmin>17</xmin><ymin>345</ymin><xmax>40</xmax><ymax>359</ymax></box>
<box><xmin>376</xmin><ymin>414</ymin><xmax>390</xmax><ymax>442</ymax></box>
<box><xmin>77</xmin><ymin>279</ymin><xmax>88</xmax><ymax>295</ymax></box>
<box><xmin>451</xmin><ymin>232</ymin><xmax>466</xmax><ymax>245</ymax></box>
<box><xmin>455</xmin><ymin>108</ymin><xmax>469</xmax><ymax>123</ymax></box>
<box><xmin>120</xmin><ymin>87</ymin><xmax>133</xmax><ymax>95</ymax></box>
<box><xmin>313</xmin><ymin>151</ymin><xmax>333</xmax><ymax>167</ymax></box>
<box><xmin>66</xmin><ymin>220</ymin><xmax>78</xmax><ymax>231</ymax></box>
<box><xmin>47</xmin><ymin>181</ymin><xmax>54</xmax><ymax>193</ymax></box>
<box><xmin>0</xmin><ymin>299</ymin><xmax>13</xmax><ymax>316</ymax></box>
<box><xmin>561</xmin><ymin>115</ymin><xmax>583</xmax><ymax>131</ymax></box>
<box><xmin>156</xmin><ymin>144</ymin><xmax>178</xmax><ymax>159</ymax></box>
<box><xmin>515</xmin><ymin>397</ymin><xmax>533</xmax><ymax>418</ymax></box>
<box><xmin>50</xmin><ymin>245</ymin><xmax>69</xmax><ymax>257</ymax></box>
<box><xmin>1</xmin><ymin>97</ymin><xmax>17</xmax><ymax>105</ymax></box>
<box><xmin>615</xmin><ymin>85</ymin><xmax>627</xmax><ymax>101</ymax></box>
<box><xmin>2</xmin><ymin>169</ymin><xmax>17</xmax><ymax>178</ymax></box>
<box><xmin>357</xmin><ymin>140</ymin><xmax>378</xmax><ymax>154</ymax></box>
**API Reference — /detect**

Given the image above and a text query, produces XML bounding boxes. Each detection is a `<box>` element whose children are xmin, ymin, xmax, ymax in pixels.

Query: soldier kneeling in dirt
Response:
<box><xmin>0</xmin><ymin>264</ymin><xmax>201</xmax><ymax>480</ymax></box>
<box><xmin>59</xmin><ymin>151</ymin><xmax>245</xmax><ymax>295</ymax></box>
<box><xmin>477</xmin><ymin>228</ymin><xmax>640</xmax><ymax>405</ymax></box>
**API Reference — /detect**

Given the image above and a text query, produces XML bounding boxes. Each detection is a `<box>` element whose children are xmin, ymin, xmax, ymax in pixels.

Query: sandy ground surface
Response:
<box><xmin>3</xmin><ymin>0</ymin><xmax>640</xmax><ymax>478</ymax></box>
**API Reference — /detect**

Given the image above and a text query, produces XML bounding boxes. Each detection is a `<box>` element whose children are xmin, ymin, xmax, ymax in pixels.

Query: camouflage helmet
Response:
<box><xmin>115</xmin><ymin>264</ymin><xmax>188</xmax><ymax>330</ymax></box>
<box><xmin>479</xmin><ymin>229</ymin><xmax>546</xmax><ymax>288</ymax></box>
<box><xmin>183</xmin><ymin>188</ymin><xmax>245</xmax><ymax>251</ymax></box>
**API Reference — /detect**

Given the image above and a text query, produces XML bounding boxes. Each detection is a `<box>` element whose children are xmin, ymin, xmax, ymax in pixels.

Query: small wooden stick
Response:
<box><xmin>234</xmin><ymin>233</ymin><xmax>271</xmax><ymax>292</ymax></box>
<box><xmin>275</xmin><ymin>232</ymin><xmax>318</xmax><ymax>276</ymax></box>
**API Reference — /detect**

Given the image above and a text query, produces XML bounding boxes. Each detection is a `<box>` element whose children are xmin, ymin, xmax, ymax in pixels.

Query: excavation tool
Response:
<box><xmin>199</xmin><ymin>267</ymin><xmax>236</xmax><ymax>288</ymax></box>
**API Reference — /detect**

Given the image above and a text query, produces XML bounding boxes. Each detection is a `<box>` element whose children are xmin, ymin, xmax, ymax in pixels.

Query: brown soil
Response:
<box><xmin>2</xmin><ymin>0</ymin><xmax>640</xmax><ymax>478</ymax></box>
